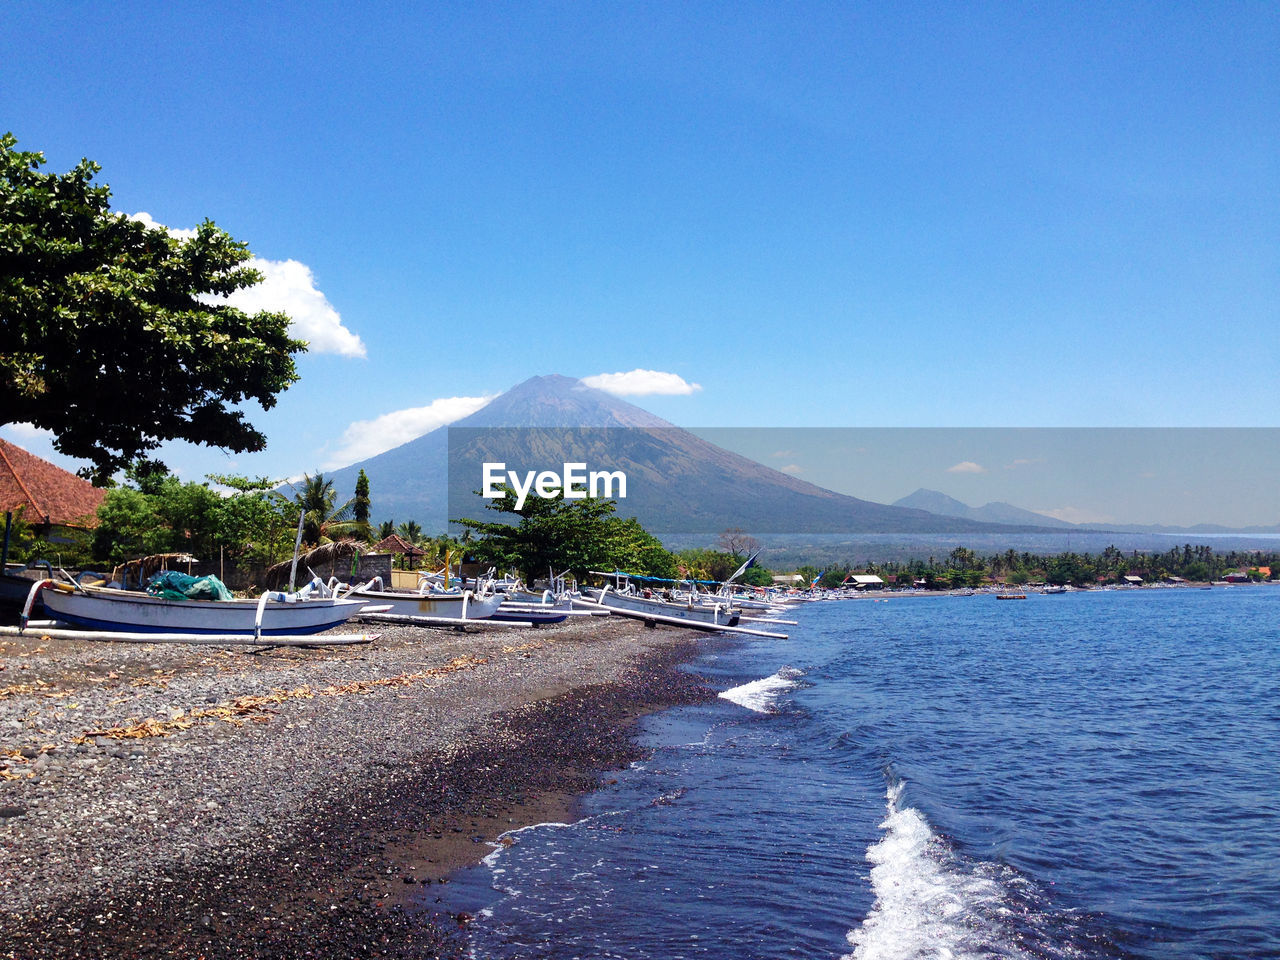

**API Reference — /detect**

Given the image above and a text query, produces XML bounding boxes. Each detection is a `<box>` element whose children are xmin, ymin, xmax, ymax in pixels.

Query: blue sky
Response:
<box><xmin>3</xmin><ymin>3</ymin><xmax>1277</xmax><ymax>517</ymax></box>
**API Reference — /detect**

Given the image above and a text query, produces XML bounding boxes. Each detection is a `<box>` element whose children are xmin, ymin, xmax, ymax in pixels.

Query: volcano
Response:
<box><xmin>323</xmin><ymin>375</ymin><xmax>1051</xmax><ymax>536</ymax></box>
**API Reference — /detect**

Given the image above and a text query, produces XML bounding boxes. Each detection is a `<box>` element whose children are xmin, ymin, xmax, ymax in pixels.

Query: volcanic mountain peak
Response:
<box><xmin>464</xmin><ymin>375</ymin><xmax>672</xmax><ymax>429</ymax></box>
<box><xmin>321</xmin><ymin>375</ymin><xmax>1054</xmax><ymax>535</ymax></box>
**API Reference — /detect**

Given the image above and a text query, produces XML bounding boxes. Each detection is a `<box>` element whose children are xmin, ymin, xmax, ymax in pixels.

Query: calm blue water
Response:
<box><xmin>446</xmin><ymin>587</ymin><xmax>1280</xmax><ymax>958</ymax></box>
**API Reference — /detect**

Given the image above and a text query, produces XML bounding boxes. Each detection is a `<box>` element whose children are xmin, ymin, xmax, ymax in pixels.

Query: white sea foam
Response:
<box><xmin>843</xmin><ymin>782</ymin><xmax>1033</xmax><ymax>960</ymax></box>
<box><xmin>480</xmin><ymin>820</ymin><xmax>576</xmax><ymax>867</ymax></box>
<box><xmin>718</xmin><ymin>667</ymin><xmax>803</xmax><ymax>713</ymax></box>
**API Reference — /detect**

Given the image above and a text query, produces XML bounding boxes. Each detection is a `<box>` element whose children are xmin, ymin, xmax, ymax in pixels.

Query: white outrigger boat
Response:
<box><xmin>575</xmin><ymin>568</ymin><xmax>791</xmax><ymax>639</ymax></box>
<box><xmin>579</xmin><ymin>572</ymin><xmax>743</xmax><ymax>627</ymax></box>
<box><xmin>343</xmin><ymin>576</ymin><xmax>506</xmax><ymax>622</ymax></box>
<box><xmin>16</xmin><ymin>577</ymin><xmax>373</xmax><ymax>643</ymax></box>
<box><xmin>580</xmin><ymin>583</ymin><xmax>741</xmax><ymax>627</ymax></box>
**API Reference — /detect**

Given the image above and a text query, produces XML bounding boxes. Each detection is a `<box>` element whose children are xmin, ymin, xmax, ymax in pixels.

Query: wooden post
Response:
<box><xmin>1</xmin><ymin>511</ymin><xmax>12</xmax><ymax>571</ymax></box>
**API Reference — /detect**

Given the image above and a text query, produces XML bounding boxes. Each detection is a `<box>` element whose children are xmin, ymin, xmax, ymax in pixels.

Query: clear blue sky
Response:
<box><xmin>3</xmin><ymin>2</ymin><xmax>1277</xmax><ymax>513</ymax></box>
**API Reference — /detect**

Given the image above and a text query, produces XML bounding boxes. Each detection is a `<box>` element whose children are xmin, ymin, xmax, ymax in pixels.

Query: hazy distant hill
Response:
<box><xmin>324</xmin><ymin>376</ymin><xmax>1056</xmax><ymax>536</ymax></box>
<box><xmin>893</xmin><ymin>488</ymin><xmax>1076</xmax><ymax>529</ymax></box>
<box><xmin>890</xmin><ymin>488</ymin><xmax>1280</xmax><ymax>537</ymax></box>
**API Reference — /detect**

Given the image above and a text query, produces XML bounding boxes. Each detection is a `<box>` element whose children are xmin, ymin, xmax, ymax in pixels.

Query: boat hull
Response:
<box><xmin>490</xmin><ymin>600</ymin><xmax>571</xmax><ymax>624</ymax></box>
<box><xmin>346</xmin><ymin>588</ymin><xmax>505</xmax><ymax>620</ymax></box>
<box><xmin>582</xmin><ymin>587</ymin><xmax>741</xmax><ymax>627</ymax></box>
<box><xmin>40</xmin><ymin>587</ymin><xmax>365</xmax><ymax>636</ymax></box>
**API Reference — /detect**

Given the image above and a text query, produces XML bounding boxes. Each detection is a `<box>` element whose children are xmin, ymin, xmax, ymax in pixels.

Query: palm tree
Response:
<box><xmin>397</xmin><ymin>519</ymin><xmax>424</xmax><ymax>545</ymax></box>
<box><xmin>376</xmin><ymin>520</ymin><xmax>396</xmax><ymax>541</ymax></box>
<box><xmin>293</xmin><ymin>473</ymin><xmax>357</xmax><ymax>546</ymax></box>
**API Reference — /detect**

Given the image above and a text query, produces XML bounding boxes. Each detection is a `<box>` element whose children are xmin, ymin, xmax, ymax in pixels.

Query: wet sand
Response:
<box><xmin>0</xmin><ymin>616</ymin><xmax>713</xmax><ymax>958</ymax></box>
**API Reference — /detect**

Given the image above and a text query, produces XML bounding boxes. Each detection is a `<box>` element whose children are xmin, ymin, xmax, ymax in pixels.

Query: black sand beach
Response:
<box><xmin>0</xmin><ymin>618</ymin><xmax>713</xmax><ymax>959</ymax></box>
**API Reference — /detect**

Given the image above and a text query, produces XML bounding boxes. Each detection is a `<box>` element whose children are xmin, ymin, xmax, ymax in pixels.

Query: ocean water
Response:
<box><xmin>446</xmin><ymin>587</ymin><xmax>1280</xmax><ymax>958</ymax></box>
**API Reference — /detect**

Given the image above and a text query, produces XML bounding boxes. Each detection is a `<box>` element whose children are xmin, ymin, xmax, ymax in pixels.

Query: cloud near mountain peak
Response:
<box><xmin>581</xmin><ymin>369</ymin><xmax>702</xmax><ymax>396</ymax></box>
<box><xmin>323</xmin><ymin>394</ymin><xmax>496</xmax><ymax>469</ymax></box>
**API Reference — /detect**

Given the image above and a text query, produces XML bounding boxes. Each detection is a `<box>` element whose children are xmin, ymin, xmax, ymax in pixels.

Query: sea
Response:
<box><xmin>444</xmin><ymin>586</ymin><xmax>1280</xmax><ymax>959</ymax></box>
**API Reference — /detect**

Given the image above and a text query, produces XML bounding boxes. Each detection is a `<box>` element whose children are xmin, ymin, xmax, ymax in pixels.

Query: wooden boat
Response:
<box><xmin>489</xmin><ymin>597</ymin><xmax>571</xmax><ymax>624</ymax></box>
<box><xmin>1</xmin><ymin>571</ymin><xmax>40</xmax><ymax>608</ymax></box>
<box><xmin>343</xmin><ymin>577</ymin><xmax>505</xmax><ymax>621</ymax></box>
<box><xmin>30</xmin><ymin>579</ymin><xmax>368</xmax><ymax>636</ymax></box>
<box><xmin>580</xmin><ymin>584</ymin><xmax>741</xmax><ymax>627</ymax></box>
<box><xmin>996</xmin><ymin>593</ymin><xmax>1028</xmax><ymax>600</ymax></box>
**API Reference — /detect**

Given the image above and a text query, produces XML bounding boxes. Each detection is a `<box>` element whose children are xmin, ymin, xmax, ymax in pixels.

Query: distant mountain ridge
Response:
<box><xmin>892</xmin><ymin>488</ymin><xmax>1076</xmax><ymax>529</ymax></box>
<box><xmin>323</xmin><ymin>376</ymin><xmax>1060</xmax><ymax>536</ymax></box>
<box><xmin>892</xmin><ymin>488</ymin><xmax>1280</xmax><ymax>536</ymax></box>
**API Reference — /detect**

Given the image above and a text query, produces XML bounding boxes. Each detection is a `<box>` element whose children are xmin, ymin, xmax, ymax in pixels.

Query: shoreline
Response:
<box><xmin>0</xmin><ymin>618</ymin><xmax>714</xmax><ymax>959</ymax></box>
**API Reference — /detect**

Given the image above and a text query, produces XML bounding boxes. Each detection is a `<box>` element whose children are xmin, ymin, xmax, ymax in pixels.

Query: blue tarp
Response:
<box><xmin>609</xmin><ymin>571</ymin><xmax>722</xmax><ymax>585</ymax></box>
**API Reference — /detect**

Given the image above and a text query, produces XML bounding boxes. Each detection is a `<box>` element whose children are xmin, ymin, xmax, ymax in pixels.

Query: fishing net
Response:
<box><xmin>144</xmin><ymin>571</ymin><xmax>235</xmax><ymax>601</ymax></box>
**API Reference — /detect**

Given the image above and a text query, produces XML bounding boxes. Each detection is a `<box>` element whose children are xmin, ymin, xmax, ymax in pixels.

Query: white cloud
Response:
<box><xmin>946</xmin><ymin>461</ymin><xmax>987</xmax><ymax>474</ymax></box>
<box><xmin>227</xmin><ymin>258</ymin><xmax>366</xmax><ymax>358</ymax></box>
<box><xmin>581</xmin><ymin>369</ymin><xmax>702</xmax><ymax>396</ymax></box>
<box><xmin>323</xmin><ymin>395</ymin><xmax>496</xmax><ymax>469</ymax></box>
<box><xmin>127</xmin><ymin>213</ymin><xmax>366</xmax><ymax>358</ymax></box>
<box><xmin>129</xmin><ymin>210</ymin><xmax>198</xmax><ymax>240</ymax></box>
<box><xmin>778</xmin><ymin>464</ymin><xmax>804</xmax><ymax>475</ymax></box>
<box><xmin>1005</xmin><ymin>457</ymin><xmax>1045</xmax><ymax>470</ymax></box>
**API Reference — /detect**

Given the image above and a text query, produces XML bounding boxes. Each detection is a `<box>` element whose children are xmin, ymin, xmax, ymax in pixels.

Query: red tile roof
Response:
<box><xmin>370</xmin><ymin>534</ymin><xmax>425</xmax><ymax>555</ymax></box>
<box><xmin>0</xmin><ymin>438</ymin><xmax>106</xmax><ymax>528</ymax></box>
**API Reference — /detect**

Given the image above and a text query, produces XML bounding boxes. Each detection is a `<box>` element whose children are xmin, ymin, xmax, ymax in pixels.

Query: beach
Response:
<box><xmin>0</xmin><ymin>617</ymin><xmax>712</xmax><ymax>959</ymax></box>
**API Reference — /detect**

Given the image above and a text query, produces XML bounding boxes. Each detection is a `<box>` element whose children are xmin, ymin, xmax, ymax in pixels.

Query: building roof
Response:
<box><xmin>844</xmin><ymin>574</ymin><xmax>886</xmax><ymax>585</ymax></box>
<box><xmin>0</xmin><ymin>438</ymin><xmax>105</xmax><ymax>528</ymax></box>
<box><xmin>370</xmin><ymin>533</ymin><xmax>425</xmax><ymax>556</ymax></box>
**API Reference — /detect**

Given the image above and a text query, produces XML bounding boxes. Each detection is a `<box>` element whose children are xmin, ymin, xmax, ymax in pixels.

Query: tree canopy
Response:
<box><xmin>0</xmin><ymin>133</ymin><xmax>306</xmax><ymax>483</ymax></box>
<box><xmin>292</xmin><ymin>473</ymin><xmax>357</xmax><ymax>547</ymax></box>
<box><xmin>455</xmin><ymin>491</ymin><xmax>677</xmax><ymax>583</ymax></box>
<box><xmin>91</xmin><ymin>470</ymin><xmax>297</xmax><ymax>566</ymax></box>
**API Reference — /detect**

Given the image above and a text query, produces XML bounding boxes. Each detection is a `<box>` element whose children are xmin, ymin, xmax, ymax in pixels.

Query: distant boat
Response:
<box><xmin>1043</xmin><ymin>585</ymin><xmax>1068</xmax><ymax>594</ymax></box>
<box><xmin>32</xmin><ymin>580</ymin><xmax>367</xmax><ymax>636</ymax></box>
<box><xmin>996</xmin><ymin>594</ymin><xmax>1028</xmax><ymax>600</ymax></box>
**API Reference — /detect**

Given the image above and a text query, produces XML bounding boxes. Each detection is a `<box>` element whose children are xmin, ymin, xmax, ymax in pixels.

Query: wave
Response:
<box><xmin>843</xmin><ymin>780</ymin><xmax>1099</xmax><ymax>960</ymax></box>
<box><xmin>480</xmin><ymin>819</ymin><xmax>576</xmax><ymax>868</ymax></box>
<box><xmin>718</xmin><ymin>667</ymin><xmax>803</xmax><ymax>713</ymax></box>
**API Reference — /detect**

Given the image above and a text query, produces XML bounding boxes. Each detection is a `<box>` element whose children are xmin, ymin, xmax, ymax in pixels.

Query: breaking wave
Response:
<box><xmin>844</xmin><ymin>780</ymin><xmax>1101</xmax><ymax>960</ymax></box>
<box><xmin>717</xmin><ymin>666</ymin><xmax>803</xmax><ymax>713</ymax></box>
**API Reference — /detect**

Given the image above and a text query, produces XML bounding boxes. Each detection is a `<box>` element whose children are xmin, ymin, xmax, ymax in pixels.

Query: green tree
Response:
<box><xmin>739</xmin><ymin>565</ymin><xmax>774</xmax><ymax>587</ymax></box>
<box><xmin>0</xmin><ymin>133</ymin><xmax>305</xmax><ymax>482</ymax></box>
<box><xmin>92</xmin><ymin>486</ymin><xmax>165</xmax><ymax>561</ymax></box>
<box><xmin>207</xmin><ymin>474</ymin><xmax>296</xmax><ymax>565</ymax></box>
<box><xmin>376</xmin><ymin>520</ymin><xmax>396</xmax><ymax>541</ymax></box>
<box><xmin>456</xmin><ymin>491</ymin><xmax>675</xmax><ymax>582</ymax></box>
<box><xmin>91</xmin><ymin>469</ymin><xmax>265</xmax><ymax>564</ymax></box>
<box><xmin>674</xmin><ymin>547</ymin><xmax>748</xmax><ymax>583</ymax></box>
<box><xmin>396</xmin><ymin>520</ymin><xmax>425</xmax><ymax>545</ymax></box>
<box><xmin>352</xmin><ymin>469</ymin><xmax>372</xmax><ymax>541</ymax></box>
<box><xmin>1</xmin><ymin>505</ymin><xmax>34</xmax><ymax>563</ymax></box>
<box><xmin>292</xmin><ymin>473</ymin><xmax>356</xmax><ymax>547</ymax></box>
